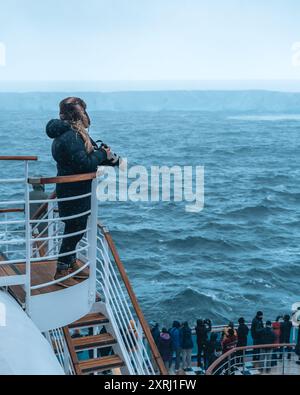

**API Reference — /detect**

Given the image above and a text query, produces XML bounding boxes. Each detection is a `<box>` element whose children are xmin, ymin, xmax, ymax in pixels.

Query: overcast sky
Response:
<box><xmin>0</xmin><ymin>0</ymin><xmax>300</xmax><ymax>84</ymax></box>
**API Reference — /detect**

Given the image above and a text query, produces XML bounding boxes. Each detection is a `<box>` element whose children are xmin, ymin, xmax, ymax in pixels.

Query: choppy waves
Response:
<box><xmin>1</xmin><ymin>110</ymin><xmax>300</xmax><ymax>324</ymax></box>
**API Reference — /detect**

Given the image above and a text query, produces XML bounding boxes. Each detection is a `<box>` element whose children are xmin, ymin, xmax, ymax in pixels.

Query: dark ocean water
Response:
<box><xmin>1</xmin><ymin>111</ymin><xmax>300</xmax><ymax>325</ymax></box>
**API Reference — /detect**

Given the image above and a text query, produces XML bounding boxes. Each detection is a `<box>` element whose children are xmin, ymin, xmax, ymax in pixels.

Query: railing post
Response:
<box><xmin>102</xmin><ymin>233</ymin><xmax>111</xmax><ymax>307</ymax></box>
<box><xmin>48</xmin><ymin>201</ymin><xmax>54</xmax><ymax>254</ymax></box>
<box><xmin>136</xmin><ymin>321</ymin><xmax>145</xmax><ymax>366</ymax></box>
<box><xmin>4</xmin><ymin>213</ymin><xmax>8</xmax><ymax>255</ymax></box>
<box><xmin>242</xmin><ymin>349</ymin><xmax>246</xmax><ymax>375</ymax></box>
<box><xmin>24</xmin><ymin>161</ymin><xmax>31</xmax><ymax>315</ymax></box>
<box><xmin>282</xmin><ymin>347</ymin><xmax>285</xmax><ymax>375</ymax></box>
<box><xmin>228</xmin><ymin>355</ymin><xmax>231</xmax><ymax>375</ymax></box>
<box><xmin>87</xmin><ymin>178</ymin><xmax>97</xmax><ymax>305</ymax></box>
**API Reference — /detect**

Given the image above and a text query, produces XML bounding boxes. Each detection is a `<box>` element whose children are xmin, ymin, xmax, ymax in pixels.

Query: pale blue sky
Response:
<box><xmin>0</xmin><ymin>0</ymin><xmax>300</xmax><ymax>83</ymax></box>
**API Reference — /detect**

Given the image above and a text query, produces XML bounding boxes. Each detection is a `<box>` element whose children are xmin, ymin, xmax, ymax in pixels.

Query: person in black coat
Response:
<box><xmin>237</xmin><ymin>317</ymin><xmax>249</xmax><ymax>347</ymax></box>
<box><xmin>205</xmin><ymin>332</ymin><xmax>222</xmax><ymax>369</ymax></box>
<box><xmin>46</xmin><ymin>97</ymin><xmax>119</xmax><ymax>286</ymax></box>
<box><xmin>150</xmin><ymin>323</ymin><xmax>160</xmax><ymax>346</ymax></box>
<box><xmin>280</xmin><ymin>315</ymin><xmax>293</xmax><ymax>360</ymax></box>
<box><xmin>236</xmin><ymin>317</ymin><xmax>249</xmax><ymax>364</ymax></box>
<box><xmin>195</xmin><ymin>319</ymin><xmax>212</xmax><ymax>368</ymax></box>
<box><xmin>261</xmin><ymin>321</ymin><xmax>276</xmax><ymax>372</ymax></box>
<box><xmin>157</xmin><ymin>328</ymin><xmax>173</xmax><ymax>370</ymax></box>
<box><xmin>180</xmin><ymin>322</ymin><xmax>194</xmax><ymax>371</ymax></box>
<box><xmin>251</xmin><ymin>311</ymin><xmax>264</xmax><ymax>361</ymax></box>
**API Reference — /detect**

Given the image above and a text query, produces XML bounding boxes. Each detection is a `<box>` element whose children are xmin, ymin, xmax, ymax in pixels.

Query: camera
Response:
<box><xmin>95</xmin><ymin>140</ymin><xmax>121</xmax><ymax>167</ymax></box>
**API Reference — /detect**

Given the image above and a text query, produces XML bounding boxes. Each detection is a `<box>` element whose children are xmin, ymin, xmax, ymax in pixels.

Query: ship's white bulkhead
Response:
<box><xmin>0</xmin><ymin>291</ymin><xmax>64</xmax><ymax>375</ymax></box>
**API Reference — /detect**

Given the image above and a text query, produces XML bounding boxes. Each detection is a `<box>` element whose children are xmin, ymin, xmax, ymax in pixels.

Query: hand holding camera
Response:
<box><xmin>96</xmin><ymin>140</ymin><xmax>121</xmax><ymax>167</ymax></box>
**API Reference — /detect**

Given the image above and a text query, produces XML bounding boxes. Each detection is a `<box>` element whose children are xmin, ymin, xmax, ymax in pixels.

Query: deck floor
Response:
<box><xmin>0</xmin><ymin>260</ymin><xmax>86</xmax><ymax>304</ymax></box>
<box><xmin>263</xmin><ymin>354</ymin><xmax>300</xmax><ymax>375</ymax></box>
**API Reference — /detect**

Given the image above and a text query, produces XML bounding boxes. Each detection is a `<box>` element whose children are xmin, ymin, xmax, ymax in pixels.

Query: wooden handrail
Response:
<box><xmin>28</xmin><ymin>172</ymin><xmax>96</xmax><ymax>186</ymax></box>
<box><xmin>0</xmin><ymin>156</ymin><xmax>38</xmax><ymax>161</ymax></box>
<box><xmin>98</xmin><ymin>222</ymin><xmax>168</xmax><ymax>376</ymax></box>
<box><xmin>205</xmin><ymin>342</ymin><xmax>296</xmax><ymax>375</ymax></box>
<box><xmin>62</xmin><ymin>327</ymin><xmax>81</xmax><ymax>375</ymax></box>
<box><xmin>0</xmin><ymin>208</ymin><xmax>24</xmax><ymax>214</ymax></box>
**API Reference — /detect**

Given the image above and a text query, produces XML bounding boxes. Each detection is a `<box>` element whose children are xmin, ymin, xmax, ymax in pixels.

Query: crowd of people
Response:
<box><xmin>150</xmin><ymin>311</ymin><xmax>300</xmax><ymax>373</ymax></box>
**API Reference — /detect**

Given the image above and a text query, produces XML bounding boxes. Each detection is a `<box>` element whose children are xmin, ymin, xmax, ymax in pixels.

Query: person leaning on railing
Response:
<box><xmin>260</xmin><ymin>321</ymin><xmax>276</xmax><ymax>373</ymax></box>
<box><xmin>221</xmin><ymin>328</ymin><xmax>238</xmax><ymax>375</ymax></box>
<box><xmin>279</xmin><ymin>315</ymin><xmax>293</xmax><ymax>360</ymax></box>
<box><xmin>251</xmin><ymin>311</ymin><xmax>264</xmax><ymax>361</ymax></box>
<box><xmin>236</xmin><ymin>318</ymin><xmax>249</xmax><ymax>365</ymax></box>
<box><xmin>46</xmin><ymin>97</ymin><xmax>120</xmax><ymax>287</ymax></box>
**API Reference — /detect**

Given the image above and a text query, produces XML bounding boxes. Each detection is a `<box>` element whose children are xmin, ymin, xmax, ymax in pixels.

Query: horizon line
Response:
<box><xmin>1</xmin><ymin>79</ymin><xmax>300</xmax><ymax>93</ymax></box>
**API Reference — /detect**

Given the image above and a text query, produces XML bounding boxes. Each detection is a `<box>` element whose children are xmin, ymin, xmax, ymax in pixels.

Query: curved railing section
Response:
<box><xmin>205</xmin><ymin>343</ymin><xmax>297</xmax><ymax>375</ymax></box>
<box><xmin>0</xmin><ymin>156</ymin><xmax>98</xmax><ymax>314</ymax></box>
<box><xmin>0</xmin><ymin>157</ymin><xmax>38</xmax><ymax>293</ymax></box>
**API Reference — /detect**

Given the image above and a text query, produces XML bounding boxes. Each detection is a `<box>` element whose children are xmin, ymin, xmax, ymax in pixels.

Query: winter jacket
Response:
<box><xmin>46</xmin><ymin>119</ymin><xmax>107</xmax><ymax>217</ymax></box>
<box><xmin>262</xmin><ymin>327</ymin><xmax>276</xmax><ymax>345</ymax></box>
<box><xmin>222</xmin><ymin>335</ymin><xmax>237</xmax><ymax>353</ymax></box>
<box><xmin>237</xmin><ymin>323</ymin><xmax>249</xmax><ymax>347</ymax></box>
<box><xmin>151</xmin><ymin>326</ymin><xmax>160</xmax><ymax>346</ymax></box>
<box><xmin>251</xmin><ymin>317</ymin><xmax>264</xmax><ymax>343</ymax></box>
<box><xmin>169</xmin><ymin>327</ymin><xmax>181</xmax><ymax>350</ymax></box>
<box><xmin>180</xmin><ymin>326</ymin><xmax>194</xmax><ymax>350</ymax></box>
<box><xmin>272</xmin><ymin>322</ymin><xmax>281</xmax><ymax>344</ymax></box>
<box><xmin>158</xmin><ymin>333</ymin><xmax>173</xmax><ymax>363</ymax></box>
<box><xmin>196</xmin><ymin>323</ymin><xmax>211</xmax><ymax>346</ymax></box>
<box><xmin>280</xmin><ymin>320</ymin><xmax>292</xmax><ymax>343</ymax></box>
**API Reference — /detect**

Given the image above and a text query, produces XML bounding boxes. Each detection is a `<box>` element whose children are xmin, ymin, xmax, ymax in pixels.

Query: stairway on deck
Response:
<box><xmin>63</xmin><ymin>312</ymin><xmax>124</xmax><ymax>375</ymax></box>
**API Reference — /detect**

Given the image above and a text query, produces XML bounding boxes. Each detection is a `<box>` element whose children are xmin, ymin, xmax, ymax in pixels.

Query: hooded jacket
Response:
<box><xmin>158</xmin><ymin>333</ymin><xmax>173</xmax><ymax>362</ymax></box>
<box><xmin>46</xmin><ymin>119</ymin><xmax>107</xmax><ymax>217</ymax></box>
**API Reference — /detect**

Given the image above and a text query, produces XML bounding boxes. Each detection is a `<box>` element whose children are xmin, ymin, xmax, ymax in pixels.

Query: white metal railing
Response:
<box><xmin>45</xmin><ymin>328</ymin><xmax>75</xmax><ymax>375</ymax></box>
<box><xmin>0</xmin><ymin>158</ymin><xmax>98</xmax><ymax>317</ymax></box>
<box><xmin>206</xmin><ymin>343</ymin><xmax>298</xmax><ymax>375</ymax></box>
<box><xmin>95</xmin><ymin>227</ymin><xmax>157</xmax><ymax>375</ymax></box>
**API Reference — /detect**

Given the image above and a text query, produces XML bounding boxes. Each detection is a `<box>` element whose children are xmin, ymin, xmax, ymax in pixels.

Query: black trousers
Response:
<box><xmin>197</xmin><ymin>343</ymin><xmax>207</xmax><ymax>367</ymax></box>
<box><xmin>58</xmin><ymin>215</ymin><xmax>89</xmax><ymax>269</ymax></box>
